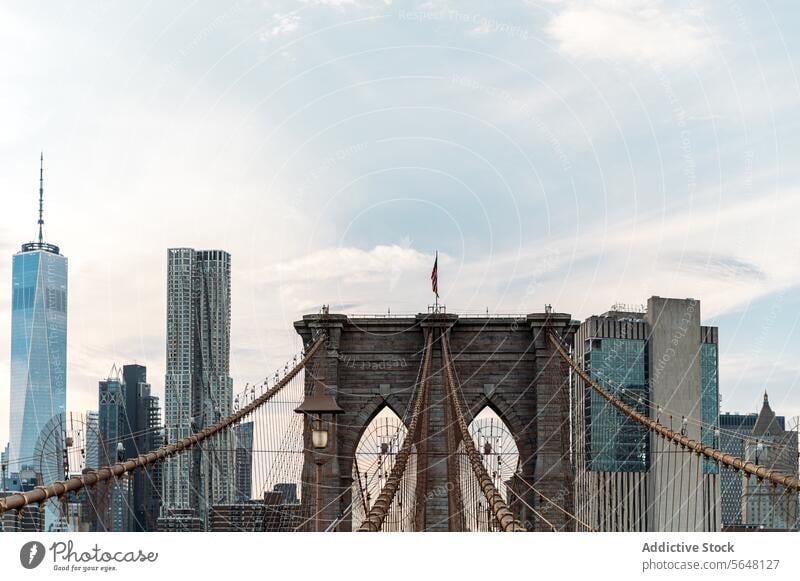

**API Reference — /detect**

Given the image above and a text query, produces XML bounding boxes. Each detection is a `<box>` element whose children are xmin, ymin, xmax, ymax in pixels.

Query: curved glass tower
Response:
<box><xmin>7</xmin><ymin>155</ymin><xmax>68</xmax><ymax>473</ymax></box>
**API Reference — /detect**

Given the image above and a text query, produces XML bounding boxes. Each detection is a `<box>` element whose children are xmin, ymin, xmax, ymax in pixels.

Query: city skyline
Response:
<box><xmin>2</xmin><ymin>1</ymin><xmax>800</xmax><ymax>458</ymax></box>
<box><xmin>1</xmin><ymin>167</ymin><xmax>799</xmax><ymax>451</ymax></box>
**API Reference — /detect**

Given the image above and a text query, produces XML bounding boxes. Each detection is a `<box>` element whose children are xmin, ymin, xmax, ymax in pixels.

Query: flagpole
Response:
<box><xmin>434</xmin><ymin>251</ymin><xmax>439</xmax><ymax>313</ymax></box>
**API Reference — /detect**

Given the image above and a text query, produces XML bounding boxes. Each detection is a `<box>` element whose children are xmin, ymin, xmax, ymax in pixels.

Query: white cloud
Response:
<box><xmin>719</xmin><ymin>351</ymin><xmax>800</xmax><ymax>420</ymax></box>
<box><xmin>264</xmin><ymin>12</ymin><xmax>300</xmax><ymax>37</ymax></box>
<box><xmin>273</xmin><ymin>243</ymin><xmax>432</xmax><ymax>284</ymax></box>
<box><xmin>298</xmin><ymin>0</ymin><xmax>391</xmax><ymax>7</ymax></box>
<box><xmin>545</xmin><ymin>1</ymin><xmax>711</xmax><ymax>66</ymax></box>
<box><xmin>266</xmin><ymin>186</ymin><xmax>800</xmax><ymax>324</ymax></box>
<box><xmin>263</xmin><ymin>244</ymin><xmax>439</xmax><ymax>313</ymax></box>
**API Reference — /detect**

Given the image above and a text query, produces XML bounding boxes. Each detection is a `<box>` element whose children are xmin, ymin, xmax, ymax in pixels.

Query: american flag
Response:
<box><xmin>431</xmin><ymin>251</ymin><xmax>439</xmax><ymax>298</ymax></box>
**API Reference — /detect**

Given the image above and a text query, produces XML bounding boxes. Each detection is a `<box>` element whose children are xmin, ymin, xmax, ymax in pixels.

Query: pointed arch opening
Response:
<box><xmin>351</xmin><ymin>406</ymin><xmax>417</xmax><ymax>531</ymax></box>
<box><xmin>459</xmin><ymin>406</ymin><xmax>520</xmax><ymax>531</ymax></box>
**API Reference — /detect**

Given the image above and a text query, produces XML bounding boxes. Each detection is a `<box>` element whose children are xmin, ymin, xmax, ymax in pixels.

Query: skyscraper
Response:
<box><xmin>163</xmin><ymin>248</ymin><xmax>233</xmax><ymax>526</ymax></box>
<box><xmin>8</xmin><ymin>154</ymin><xmax>68</xmax><ymax>474</ymax></box>
<box><xmin>741</xmin><ymin>394</ymin><xmax>799</xmax><ymax>530</ymax></box>
<box><xmin>0</xmin><ymin>444</ymin><xmax>8</xmax><ymax>491</ymax></box>
<box><xmin>90</xmin><ymin>364</ymin><xmax>163</xmax><ymax>531</ymax></box>
<box><xmin>234</xmin><ymin>422</ymin><xmax>254</xmax><ymax>502</ymax></box>
<box><xmin>573</xmin><ymin>297</ymin><xmax>721</xmax><ymax>532</ymax></box>
<box><xmin>97</xmin><ymin>367</ymin><xmax>128</xmax><ymax>531</ymax></box>
<box><xmin>121</xmin><ymin>364</ymin><xmax>163</xmax><ymax>532</ymax></box>
<box><xmin>718</xmin><ymin>411</ymin><xmax>785</xmax><ymax>527</ymax></box>
<box><xmin>84</xmin><ymin>411</ymin><xmax>100</xmax><ymax>471</ymax></box>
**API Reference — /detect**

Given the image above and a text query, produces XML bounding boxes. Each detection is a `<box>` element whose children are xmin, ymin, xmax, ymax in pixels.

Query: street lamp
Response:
<box><xmin>295</xmin><ymin>380</ymin><xmax>343</xmax><ymax>531</ymax></box>
<box><xmin>295</xmin><ymin>381</ymin><xmax>344</xmax><ymax>448</ymax></box>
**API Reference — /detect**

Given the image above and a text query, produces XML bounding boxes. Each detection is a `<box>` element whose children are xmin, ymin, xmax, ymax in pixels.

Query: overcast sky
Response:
<box><xmin>2</xmin><ymin>0</ymin><xmax>800</xmax><ymax>446</ymax></box>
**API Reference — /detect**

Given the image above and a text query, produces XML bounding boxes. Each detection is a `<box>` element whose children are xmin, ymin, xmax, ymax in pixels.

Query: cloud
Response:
<box><xmin>497</xmin><ymin>189</ymin><xmax>800</xmax><ymax>320</ymax></box>
<box><xmin>273</xmin><ymin>243</ymin><xmax>432</xmax><ymax>284</ymax></box>
<box><xmin>263</xmin><ymin>12</ymin><xmax>300</xmax><ymax>38</ymax></box>
<box><xmin>719</xmin><ymin>350</ymin><xmax>800</xmax><ymax>419</ymax></box>
<box><xmin>670</xmin><ymin>253</ymin><xmax>766</xmax><ymax>281</ymax></box>
<box><xmin>255</xmin><ymin>183</ymin><xmax>800</xmax><ymax>326</ymax></box>
<box><xmin>263</xmin><ymin>244</ymin><xmax>438</xmax><ymax>314</ymax></box>
<box><xmin>545</xmin><ymin>1</ymin><xmax>711</xmax><ymax>66</ymax></box>
<box><xmin>298</xmin><ymin>0</ymin><xmax>391</xmax><ymax>7</ymax></box>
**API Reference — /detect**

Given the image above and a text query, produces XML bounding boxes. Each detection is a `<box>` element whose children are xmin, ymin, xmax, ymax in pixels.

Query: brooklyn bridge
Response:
<box><xmin>1</xmin><ymin>303</ymin><xmax>798</xmax><ymax>532</ymax></box>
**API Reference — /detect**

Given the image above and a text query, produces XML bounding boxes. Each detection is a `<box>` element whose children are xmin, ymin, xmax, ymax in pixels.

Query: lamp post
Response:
<box><xmin>295</xmin><ymin>380</ymin><xmax>343</xmax><ymax>532</ymax></box>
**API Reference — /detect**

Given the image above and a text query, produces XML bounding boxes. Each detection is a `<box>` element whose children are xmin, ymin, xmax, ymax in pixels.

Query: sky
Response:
<box><xmin>1</xmin><ymin>0</ymin><xmax>800</xmax><ymax>447</ymax></box>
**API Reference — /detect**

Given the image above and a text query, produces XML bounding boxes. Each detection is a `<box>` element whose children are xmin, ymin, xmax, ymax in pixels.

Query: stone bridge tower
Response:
<box><xmin>294</xmin><ymin>310</ymin><xmax>578</xmax><ymax>531</ymax></box>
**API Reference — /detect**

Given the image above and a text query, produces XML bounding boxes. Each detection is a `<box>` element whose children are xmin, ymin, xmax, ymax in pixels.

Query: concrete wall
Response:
<box><xmin>646</xmin><ymin>296</ymin><xmax>706</xmax><ymax>531</ymax></box>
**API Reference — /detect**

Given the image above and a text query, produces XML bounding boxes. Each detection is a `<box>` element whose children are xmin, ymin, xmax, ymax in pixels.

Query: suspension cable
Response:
<box><xmin>0</xmin><ymin>334</ymin><xmax>327</xmax><ymax>515</ymax></box>
<box><xmin>358</xmin><ymin>330</ymin><xmax>433</xmax><ymax>532</ymax></box>
<box><xmin>440</xmin><ymin>332</ymin><xmax>525</xmax><ymax>532</ymax></box>
<box><xmin>505</xmin><ymin>486</ymin><xmax>557</xmax><ymax>531</ymax></box>
<box><xmin>515</xmin><ymin>475</ymin><xmax>594</xmax><ymax>531</ymax></box>
<box><xmin>549</xmin><ymin>332</ymin><xmax>800</xmax><ymax>492</ymax></box>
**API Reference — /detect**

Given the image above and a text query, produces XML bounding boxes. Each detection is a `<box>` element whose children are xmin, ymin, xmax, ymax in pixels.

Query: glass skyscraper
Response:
<box><xmin>8</xmin><ymin>156</ymin><xmax>68</xmax><ymax>474</ymax></box>
<box><xmin>98</xmin><ymin>370</ymin><xmax>127</xmax><ymax>531</ymax></box>
<box><xmin>700</xmin><ymin>341</ymin><xmax>720</xmax><ymax>474</ymax></box>
<box><xmin>234</xmin><ymin>421</ymin><xmax>254</xmax><ymax>502</ymax></box>
<box><xmin>583</xmin><ymin>337</ymin><xmax>649</xmax><ymax>472</ymax></box>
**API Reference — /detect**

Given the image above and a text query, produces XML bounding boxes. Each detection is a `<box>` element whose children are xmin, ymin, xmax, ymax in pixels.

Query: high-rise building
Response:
<box><xmin>573</xmin><ymin>297</ymin><xmax>721</xmax><ymax>532</ymax></box>
<box><xmin>90</xmin><ymin>365</ymin><xmax>163</xmax><ymax>531</ymax></box>
<box><xmin>1</xmin><ymin>444</ymin><xmax>8</xmax><ymax>491</ymax></box>
<box><xmin>718</xmin><ymin>411</ymin><xmax>785</xmax><ymax>527</ymax></box>
<box><xmin>741</xmin><ymin>394</ymin><xmax>799</xmax><ymax>530</ymax></box>
<box><xmin>8</xmin><ymin>155</ymin><xmax>68</xmax><ymax>474</ymax></box>
<box><xmin>234</xmin><ymin>422</ymin><xmax>254</xmax><ymax>502</ymax></box>
<box><xmin>84</xmin><ymin>411</ymin><xmax>100</xmax><ymax>470</ymax></box>
<box><xmin>122</xmin><ymin>364</ymin><xmax>163</xmax><ymax>532</ymax></box>
<box><xmin>121</xmin><ymin>365</ymin><xmax>147</xmax><ymax>458</ymax></box>
<box><xmin>97</xmin><ymin>367</ymin><xmax>128</xmax><ymax>531</ymax></box>
<box><xmin>163</xmin><ymin>248</ymin><xmax>233</xmax><ymax>526</ymax></box>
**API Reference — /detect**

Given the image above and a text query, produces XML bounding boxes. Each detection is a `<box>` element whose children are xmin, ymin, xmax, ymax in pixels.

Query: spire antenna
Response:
<box><xmin>38</xmin><ymin>151</ymin><xmax>44</xmax><ymax>244</ymax></box>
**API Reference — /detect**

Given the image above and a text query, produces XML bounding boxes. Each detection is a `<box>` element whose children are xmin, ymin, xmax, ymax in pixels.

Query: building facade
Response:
<box><xmin>134</xmin><ymin>379</ymin><xmax>163</xmax><ymax>531</ymax></box>
<box><xmin>120</xmin><ymin>364</ymin><xmax>163</xmax><ymax>531</ymax></box>
<box><xmin>234</xmin><ymin>422</ymin><xmax>254</xmax><ymax>502</ymax></box>
<box><xmin>573</xmin><ymin>297</ymin><xmax>721</xmax><ymax>532</ymax></box>
<box><xmin>573</xmin><ymin>309</ymin><xmax>650</xmax><ymax>531</ymax></box>
<box><xmin>98</xmin><ymin>369</ymin><xmax>128</xmax><ymax>531</ymax></box>
<box><xmin>163</xmin><ymin>248</ymin><xmax>234</xmax><ymax>527</ymax></box>
<box><xmin>718</xmin><ymin>412</ymin><xmax>784</xmax><ymax>527</ymax></box>
<box><xmin>90</xmin><ymin>365</ymin><xmax>164</xmax><ymax>531</ymax></box>
<box><xmin>741</xmin><ymin>394</ymin><xmax>799</xmax><ymax>530</ymax></box>
<box><xmin>0</xmin><ymin>492</ymin><xmax>43</xmax><ymax>532</ymax></box>
<box><xmin>8</xmin><ymin>157</ymin><xmax>67</xmax><ymax>474</ymax></box>
<box><xmin>84</xmin><ymin>411</ymin><xmax>100</xmax><ymax>471</ymax></box>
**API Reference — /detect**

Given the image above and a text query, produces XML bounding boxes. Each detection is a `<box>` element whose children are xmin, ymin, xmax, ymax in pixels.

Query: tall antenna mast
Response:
<box><xmin>38</xmin><ymin>151</ymin><xmax>44</xmax><ymax>244</ymax></box>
